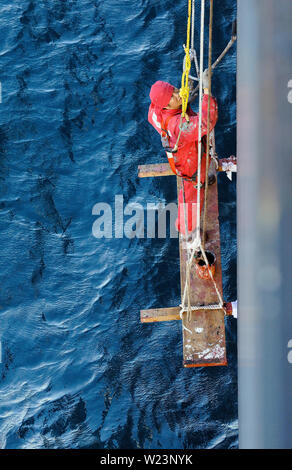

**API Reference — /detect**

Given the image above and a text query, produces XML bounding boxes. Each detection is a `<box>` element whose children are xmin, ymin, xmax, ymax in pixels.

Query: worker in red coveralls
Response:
<box><xmin>148</xmin><ymin>74</ymin><xmax>218</xmax><ymax>239</ymax></box>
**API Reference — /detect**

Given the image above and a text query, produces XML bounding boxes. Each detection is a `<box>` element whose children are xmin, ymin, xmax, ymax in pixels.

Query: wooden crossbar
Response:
<box><xmin>140</xmin><ymin>307</ymin><xmax>181</xmax><ymax>323</ymax></box>
<box><xmin>138</xmin><ymin>163</ymin><xmax>174</xmax><ymax>178</ymax></box>
<box><xmin>138</xmin><ymin>157</ymin><xmax>237</xmax><ymax>178</ymax></box>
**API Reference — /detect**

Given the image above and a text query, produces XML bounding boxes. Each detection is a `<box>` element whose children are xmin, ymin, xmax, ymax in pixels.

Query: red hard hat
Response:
<box><xmin>149</xmin><ymin>81</ymin><xmax>174</xmax><ymax>109</ymax></box>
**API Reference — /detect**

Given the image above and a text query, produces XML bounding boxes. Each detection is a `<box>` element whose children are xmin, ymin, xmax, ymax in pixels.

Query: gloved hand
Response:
<box><xmin>188</xmin><ymin>77</ymin><xmax>194</xmax><ymax>91</ymax></box>
<box><xmin>202</xmin><ymin>68</ymin><xmax>211</xmax><ymax>89</ymax></box>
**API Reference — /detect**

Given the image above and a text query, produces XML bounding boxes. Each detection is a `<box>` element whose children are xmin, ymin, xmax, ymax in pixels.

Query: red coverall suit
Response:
<box><xmin>148</xmin><ymin>94</ymin><xmax>218</xmax><ymax>235</ymax></box>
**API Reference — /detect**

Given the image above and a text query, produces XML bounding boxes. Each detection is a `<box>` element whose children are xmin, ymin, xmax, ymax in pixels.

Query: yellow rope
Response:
<box><xmin>179</xmin><ymin>0</ymin><xmax>192</xmax><ymax>120</ymax></box>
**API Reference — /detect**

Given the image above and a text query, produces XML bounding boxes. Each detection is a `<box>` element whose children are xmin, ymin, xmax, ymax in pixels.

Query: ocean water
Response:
<box><xmin>0</xmin><ymin>0</ymin><xmax>237</xmax><ymax>449</ymax></box>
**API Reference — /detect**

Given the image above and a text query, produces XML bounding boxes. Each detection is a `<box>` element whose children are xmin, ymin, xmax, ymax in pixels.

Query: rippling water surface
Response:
<box><xmin>0</xmin><ymin>0</ymin><xmax>237</xmax><ymax>449</ymax></box>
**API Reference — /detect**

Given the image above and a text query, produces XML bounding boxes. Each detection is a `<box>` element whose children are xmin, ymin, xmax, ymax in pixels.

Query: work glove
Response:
<box><xmin>202</xmin><ymin>68</ymin><xmax>212</xmax><ymax>89</ymax></box>
<box><xmin>188</xmin><ymin>77</ymin><xmax>194</xmax><ymax>91</ymax></box>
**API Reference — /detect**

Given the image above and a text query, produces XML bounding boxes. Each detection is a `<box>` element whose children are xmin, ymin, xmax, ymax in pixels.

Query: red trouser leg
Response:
<box><xmin>175</xmin><ymin>180</ymin><xmax>204</xmax><ymax>236</ymax></box>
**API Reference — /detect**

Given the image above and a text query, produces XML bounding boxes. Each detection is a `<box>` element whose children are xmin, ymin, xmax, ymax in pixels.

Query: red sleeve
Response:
<box><xmin>148</xmin><ymin>103</ymin><xmax>162</xmax><ymax>135</ymax></box>
<box><xmin>168</xmin><ymin>95</ymin><xmax>218</xmax><ymax>146</ymax></box>
<box><xmin>200</xmin><ymin>94</ymin><xmax>218</xmax><ymax>137</ymax></box>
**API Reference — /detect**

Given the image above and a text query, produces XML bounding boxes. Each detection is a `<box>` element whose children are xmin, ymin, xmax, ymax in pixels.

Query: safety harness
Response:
<box><xmin>160</xmin><ymin>113</ymin><xmax>206</xmax><ymax>189</ymax></box>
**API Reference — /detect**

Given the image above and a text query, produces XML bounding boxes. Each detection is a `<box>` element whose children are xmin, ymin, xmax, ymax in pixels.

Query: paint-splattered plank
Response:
<box><xmin>138</xmin><ymin>162</ymin><xmax>174</xmax><ymax>178</ymax></box>
<box><xmin>177</xmin><ymin>176</ymin><xmax>226</xmax><ymax>367</ymax></box>
<box><xmin>182</xmin><ymin>308</ymin><xmax>227</xmax><ymax>367</ymax></box>
<box><xmin>140</xmin><ymin>307</ymin><xmax>181</xmax><ymax>323</ymax></box>
<box><xmin>138</xmin><ymin>158</ymin><xmax>237</xmax><ymax>178</ymax></box>
<box><xmin>178</xmin><ymin>176</ymin><xmax>223</xmax><ymax>305</ymax></box>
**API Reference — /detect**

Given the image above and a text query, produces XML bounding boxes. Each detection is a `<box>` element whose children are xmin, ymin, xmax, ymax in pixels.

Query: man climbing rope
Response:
<box><xmin>148</xmin><ymin>73</ymin><xmax>218</xmax><ymax>239</ymax></box>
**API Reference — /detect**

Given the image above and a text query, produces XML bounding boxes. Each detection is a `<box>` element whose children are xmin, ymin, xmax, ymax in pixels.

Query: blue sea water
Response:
<box><xmin>0</xmin><ymin>0</ymin><xmax>237</xmax><ymax>449</ymax></box>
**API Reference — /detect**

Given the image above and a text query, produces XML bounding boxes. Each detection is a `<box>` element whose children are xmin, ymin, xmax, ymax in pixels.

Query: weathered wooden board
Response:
<box><xmin>138</xmin><ymin>163</ymin><xmax>174</xmax><ymax>178</ymax></box>
<box><xmin>183</xmin><ymin>308</ymin><xmax>227</xmax><ymax>367</ymax></box>
<box><xmin>178</xmin><ymin>176</ymin><xmax>223</xmax><ymax>305</ymax></box>
<box><xmin>141</xmin><ymin>307</ymin><xmax>181</xmax><ymax>323</ymax></box>
<box><xmin>138</xmin><ymin>158</ymin><xmax>237</xmax><ymax>179</ymax></box>
<box><xmin>177</xmin><ymin>176</ymin><xmax>226</xmax><ymax>367</ymax></box>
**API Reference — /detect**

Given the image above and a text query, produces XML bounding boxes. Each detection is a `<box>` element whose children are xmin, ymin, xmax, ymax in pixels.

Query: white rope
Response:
<box><xmin>180</xmin><ymin>303</ymin><xmax>222</xmax><ymax>312</ymax></box>
<box><xmin>190</xmin><ymin>0</ymin><xmax>199</xmax><ymax>78</ymax></box>
<box><xmin>199</xmin><ymin>244</ymin><xmax>224</xmax><ymax>307</ymax></box>
<box><xmin>181</xmin><ymin>0</ymin><xmax>206</xmax><ymax>312</ymax></box>
<box><xmin>193</xmin><ymin>49</ymin><xmax>200</xmax><ymax>79</ymax></box>
<box><xmin>210</xmin><ymin>130</ymin><xmax>218</xmax><ymax>168</ymax></box>
<box><xmin>191</xmin><ymin>0</ymin><xmax>195</xmax><ymax>50</ymax></box>
<box><xmin>196</xmin><ymin>0</ymin><xmax>205</xmax><ymax>237</ymax></box>
<box><xmin>181</xmin><ymin>0</ymin><xmax>205</xmax><ymax>324</ymax></box>
<box><xmin>179</xmin><ymin>302</ymin><xmax>192</xmax><ymax>333</ymax></box>
<box><xmin>189</xmin><ymin>75</ymin><xmax>199</xmax><ymax>81</ymax></box>
<box><xmin>180</xmin><ymin>0</ymin><xmax>224</xmax><ymax>331</ymax></box>
<box><xmin>180</xmin><ymin>0</ymin><xmax>204</xmax><ymax>252</ymax></box>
